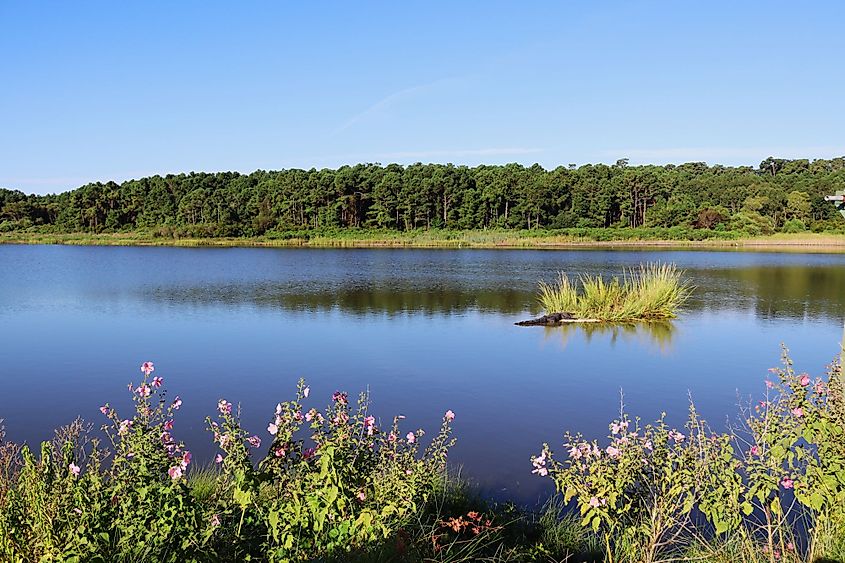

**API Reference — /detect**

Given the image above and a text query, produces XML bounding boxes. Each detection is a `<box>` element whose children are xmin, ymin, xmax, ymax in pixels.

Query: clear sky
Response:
<box><xmin>2</xmin><ymin>1</ymin><xmax>844</xmax><ymax>195</ymax></box>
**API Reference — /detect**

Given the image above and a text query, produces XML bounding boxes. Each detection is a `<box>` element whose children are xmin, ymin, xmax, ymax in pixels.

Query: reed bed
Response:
<box><xmin>537</xmin><ymin>262</ymin><xmax>692</xmax><ymax>321</ymax></box>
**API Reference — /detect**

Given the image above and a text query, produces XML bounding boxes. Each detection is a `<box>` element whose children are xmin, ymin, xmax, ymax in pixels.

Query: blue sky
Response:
<box><xmin>2</xmin><ymin>1</ymin><xmax>844</xmax><ymax>194</ymax></box>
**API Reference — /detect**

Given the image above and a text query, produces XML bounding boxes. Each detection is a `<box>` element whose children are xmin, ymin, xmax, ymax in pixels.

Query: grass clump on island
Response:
<box><xmin>537</xmin><ymin>262</ymin><xmax>692</xmax><ymax>322</ymax></box>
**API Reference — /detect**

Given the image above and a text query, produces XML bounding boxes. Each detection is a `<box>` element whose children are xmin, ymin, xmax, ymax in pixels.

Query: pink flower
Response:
<box><xmin>611</xmin><ymin>420</ymin><xmax>629</xmax><ymax>435</ymax></box>
<box><xmin>568</xmin><ymin>445</ymin><xmax>582</xmax><ymax>460</ymax></box>
<box><xmin>791</xmin><ymin>407</ymin><xmax>804</xmax><ymax>417</ymax></box>
<box><xmin>406</xmin><ymin>432</ymin><xmax>416</xmax><ymax>444</ymax></box>
<box><xmin>781</xmin><ymin>477</ymin><xmax>794</xmax><ymax>489</ymax></box>
<box><xmin>333</xmin><ymin>412</ymin><xmax>349</xmax><ymax>425</ymax></box>
<box><xmin>141</xmin><ymin>361</ymin><xmax>154</xmax><ymax>376</ymax></box>
<box><xmin>668</xmin><ymin>430</ymin><xmax>685</xmax><ymax>443</ymax></box>
<box><xmin>388</xmin><ymin>432</ymin><xmax>397</xmax><ymax>443</ymax></box>
<box><xmin>247</xmin><ymin>435</ymin><xmax>261</xmax><ymax>448</ymax></box>
<box><xmin>135</xmin><ymin>384</ymin><xmax>151</xmax><ymax>398</ymax></box>
<box><xmin>274</xmin><ymin>447</ymin><xmax>286</xmax><ymax>458</ymax></box>
<box><xmin>356</xmin><ymin>491</ymin><xmax>366</xmax><ymax>502</ymax></box>
<box><xmin>210</xmin><ymin>514</ymin><xmax>221</xmax><ymax>527</ymax></box>
<box><xmin>163</xmin><ymin>419</ymin><xmax>174</xmax><ymax>431</ymax></box>
<box><xmin>444</xmin><ymin>410</ymin><xmax>455</xmax><ymax>422</ymax></box>
<box><xmin>643</xmin><ymin>440</ymin><xmax>653</xmax><ymax>451</ymax></box>
<box><xmin>171</xmin><ymin>396</ymin><xmax>182</xmax><ymax>410</ymax></box>
<box><xmin>364</xmin><ymin>415</ymin><xmax>376</xmax><ymax>435</ymax></box>
<box><xmin>303</xmin><ymin>447</ymin><xmax>315</xmax><ymax>459</ymax></box>
<box><xmin>99</xmin><ymin>405</ymin><xmax>109</xmax><ymax>415</ymax></box>
<box><xmin>267</xmin><ymin>422</ymin><xmax>278</xmax><ymax>435</ymax></box>
<box><xmin>293</xmin><ymin>411</ymin><xmax>304</xmax><ymax>422</ymax></box>
<box><xmin>750</xmin><ymin>445</ymin><xmax>760</xmax><ymax>456</ymax></box>
<box><xmin>151</xmin><ymin>376</ymin><xmax>164</xmax><ymax>388</ymax></box>
<box><xmin>214</xmin><ymin>453</ymin><xmax>224</xmax><ymax>464</ymax></box>
<box><xmin>118</xmin><ymin>419</ymin><xmax>133</xmax><ymax>435</ymax></box>
<box><xmin>606</xmin><ymin>445</ymin><xmax>621</xmax><ymax>459</ymax></box>
<box><xmin>765</xmin><ymin>379</ymin><xmax>774</xmax><ymax>389</ymax></box>
<box><xmin>531</xmin><ymin>451</ymin><xmax>548</xmax><ymax>476</ymax></box>
<box><xmin>303</xmin><ymin>386</ymin><xmax>310</xmax><ymax>398</ymax></box>
<box><xmin>332</xmin><ymin>391</ymin><xmax>348</xmax><ymax>405</ymax></box>
<box><xmin>589</xmin><ymin>496</ymin><xmax>600</xmax><ymax>508</ymax></box>
<box><xmin>69</xmin><ymin>462</ymin><xmax>80</xmax><ymax>477</ymax></box>
<box><xmin>799</xmin><ymin>374</ymin><xmax>810</xmax><ymax>387</ymax></box>
<box><xmin>217</xmin><ymin>400</ymin><xmax>232</xmax><ymax>415</ymax></box>
<box><xmin>814</xmin><ymin>381</ymin><xmax>827</xmax><ymax>395</ymax></box>
<box><xmin>181</xmin><ymin>451</ymin><xmax>192</xmax><ymax>468</ymax></box>
<box><xmin>168</xmin><ymin>466</ymin><xmax>183</xmax><ymax>480</ymax></box>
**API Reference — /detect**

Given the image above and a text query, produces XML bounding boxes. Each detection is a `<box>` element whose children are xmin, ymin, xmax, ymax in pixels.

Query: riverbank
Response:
<box><xmin>2</xmin><ymin>229</ymin><xmax>845</xmax><ymax>252</ymax></box>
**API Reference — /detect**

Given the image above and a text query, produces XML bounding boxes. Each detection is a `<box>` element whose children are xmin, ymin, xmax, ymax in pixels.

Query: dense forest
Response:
<box><xmin>2</xmin><ymin>157</ymin><xmax>845</xmax><ymax>237</ymax></box>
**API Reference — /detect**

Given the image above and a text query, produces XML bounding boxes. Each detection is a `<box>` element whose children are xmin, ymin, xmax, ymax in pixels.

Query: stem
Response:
<box><xmin>604</xmin><ymin>532</ymin><xmax>614</xmax><ymax>563</ymax></box>
<box><xmin>839</xmin><ymin>318</ymin><xmax>844</xmax><ymax>395</ymax></box>
<box><xmin>237</xmin><ymin>506</ymin><xmax>245</xmax><ymax>537</ymax></box>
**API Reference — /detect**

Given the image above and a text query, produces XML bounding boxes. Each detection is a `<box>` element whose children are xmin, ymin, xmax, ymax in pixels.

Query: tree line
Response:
<box><xmin>2</xmin><ymin>157</ymin><xmax>845</xmax><ymax>237</ymax></box>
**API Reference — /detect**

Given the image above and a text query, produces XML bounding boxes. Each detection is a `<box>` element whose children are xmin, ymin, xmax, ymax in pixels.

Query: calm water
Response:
<box><xmin>1</xmin><ymin>245</ymin><xmax>844</xmax><ymax>504</ymax></box>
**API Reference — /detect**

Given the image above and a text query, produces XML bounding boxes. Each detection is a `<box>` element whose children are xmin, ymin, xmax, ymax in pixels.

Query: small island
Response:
<box><xmin>517</xmin><ymin>263</ymin><xmax>691</xmax><ymax>325</ymax></box>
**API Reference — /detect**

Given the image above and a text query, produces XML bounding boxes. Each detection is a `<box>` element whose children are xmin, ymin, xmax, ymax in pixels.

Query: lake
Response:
<box><xmin>1</xmin><ymin>244</ymin><xmax>843</xmax><ymax>505</ymax></box>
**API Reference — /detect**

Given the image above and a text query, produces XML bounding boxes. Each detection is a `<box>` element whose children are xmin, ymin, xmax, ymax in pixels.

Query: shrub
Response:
<box><xmin>781</xmin><ymin>219</ymin><xmax>807</xmax><ymax>233</ymax></box>
<box><xmin>0</xmin><ymin>363</ymin><xmax>456</xmax><ymax>562</ymax></box>
<box><xmin>533</xmin><ymin>348</ymin><xmax>845</xmax><ymax>563</ymax></box>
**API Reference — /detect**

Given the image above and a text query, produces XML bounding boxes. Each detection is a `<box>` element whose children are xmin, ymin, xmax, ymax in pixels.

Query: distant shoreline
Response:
<box><xmin>2</xmin><ymin>230</ymin><xmax>845</xmax><ymax>252</ymax></box>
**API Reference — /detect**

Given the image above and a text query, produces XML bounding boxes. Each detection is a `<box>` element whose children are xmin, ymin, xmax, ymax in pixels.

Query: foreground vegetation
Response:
<box><xmin>537</xmin><ymin>263</ymin><xmax>692</xmax><ymax>321</ymax></box>
<box><xmin>3</xmin><ymin>158</ymin><xmax>845</xmax><ymax>239</ymax></box>
<box><xmin>1</xmin><ymin>352</ymin><xmax>843</xmax><ymax>562</ymax></box>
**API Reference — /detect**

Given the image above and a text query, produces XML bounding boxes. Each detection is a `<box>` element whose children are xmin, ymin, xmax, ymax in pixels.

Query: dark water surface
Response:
<box><xmin>1</xmin><ymin>245</ymin><xmax>844</xmax><ymax>504</ymax></box>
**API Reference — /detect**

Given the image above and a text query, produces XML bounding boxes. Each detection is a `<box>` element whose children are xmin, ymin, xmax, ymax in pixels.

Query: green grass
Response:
<box><xmin>2</xmin><ymin>227</ymin><xmax>845</xmax><ymax>251</ymax></box>
<box><xmin>538</xmin><ymin>263</ymin><xmax>693</xmax><ymax>321</ymax></box>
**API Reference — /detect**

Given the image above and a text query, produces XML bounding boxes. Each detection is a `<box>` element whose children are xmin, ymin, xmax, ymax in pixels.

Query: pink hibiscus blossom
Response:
<box><xmin>135</xmin><ymin>384</ymin><xmax>151</xmax><ymax>398</ymax></box>
<box><xmin>215</xmin><ymin>453</ymin><xmax>224</xmax><ymax>464</ymax></box>
<box><xmin>606</xmin><ymin>445</ymin><xmax>621</xmax><ymax>459</ymax></box>
<box><xmin>791</xmin><ymin>407</ymin><xmax>804</xmax><ymax>417</ymax></box>
<box><xmin>303</xmin><ymin>386</ymin><xmax>310</xmax><ymax>398</ymax></box>
<box><xmin>217</xmin><ymin>400</ymin><xmax>232</xmax><ymax>415</ymax></box>
<box><xmin>406</xmin><ymin>431</ymin><xmax>416</xmax><ymax>444</ymax></box>
<box><xmin>531</xmin><ymin>451</ymin><xmax>548</xmax><ymax>476</ymax></box>
<box><xmin>151</xmin><ymin>376</ymin><xmax>164</xmax><ymax>388</ymax></box>
<box><xmin>171</xmin><ymin>396</ymin><xmax>182</xmax><ymax>410</ymax></box>
<box><xmin>364</xmin><ymin>415</ymin><xmax>376</xmax><ymax>435</ymax></box>
<box><xmin>69</xmin><ymin>462</ymin><xmax>81</xmax><ymax>477</ymax></box>
<box><xmin>247</xmin><ymin>435</ymin><xmax>261</xmax><ymax>448</ymax></box>
<box><xmin>444</xmin><ymin>410</ymin><xmax>455</xmax><ymax>422</ymax></box>
<box><xmin>781</xmin><ymin>477</ymin><xmax>794</xmax><ymax>489</ymax></box>
<box><xmin>668</xmin><ymin>430</ymin><xmax>685</xmax><ymax>443</ymax></box>
<box><xmin>141</xmin><ymin>361</ymin><xmax>154</xmax><ymax>376</ymax></box>
<box><xmin>168</xmin><ymin>466</ymin><xmax>183</xmax><ymax>480</ymax></box>
<box><xmin>750</xmin><ymin>445</ymin><xmax>760</xmax><ymax>456</ymax></box>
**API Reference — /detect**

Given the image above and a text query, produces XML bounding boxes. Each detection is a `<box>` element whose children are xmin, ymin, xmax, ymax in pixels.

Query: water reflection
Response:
<box><xmin>140</xmin><ymin>264</ymin><xmax>845</xmax><ymax>322</ymax></box>
<box><xmin>543</xmin><ymin>321</ymin><xmax>676</xmax><ymax>353</ymax></box>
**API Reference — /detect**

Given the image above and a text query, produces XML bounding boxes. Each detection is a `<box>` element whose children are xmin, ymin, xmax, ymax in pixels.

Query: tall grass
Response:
<box><xmin>537</xmin><ymin>262</ymin><xmax>692</xmax><ymax>321</ymax></box>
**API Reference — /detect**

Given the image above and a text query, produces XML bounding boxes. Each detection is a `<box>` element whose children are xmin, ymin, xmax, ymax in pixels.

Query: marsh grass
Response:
<box><xmin>538</xmin><ymin>263</ymin><xmax>692</xmax><ymax>321</ymax></box>
<box><xmin>187</xmin><ymin>464</ymin><xmax>221</xmax><ymax>504</ymax></box>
